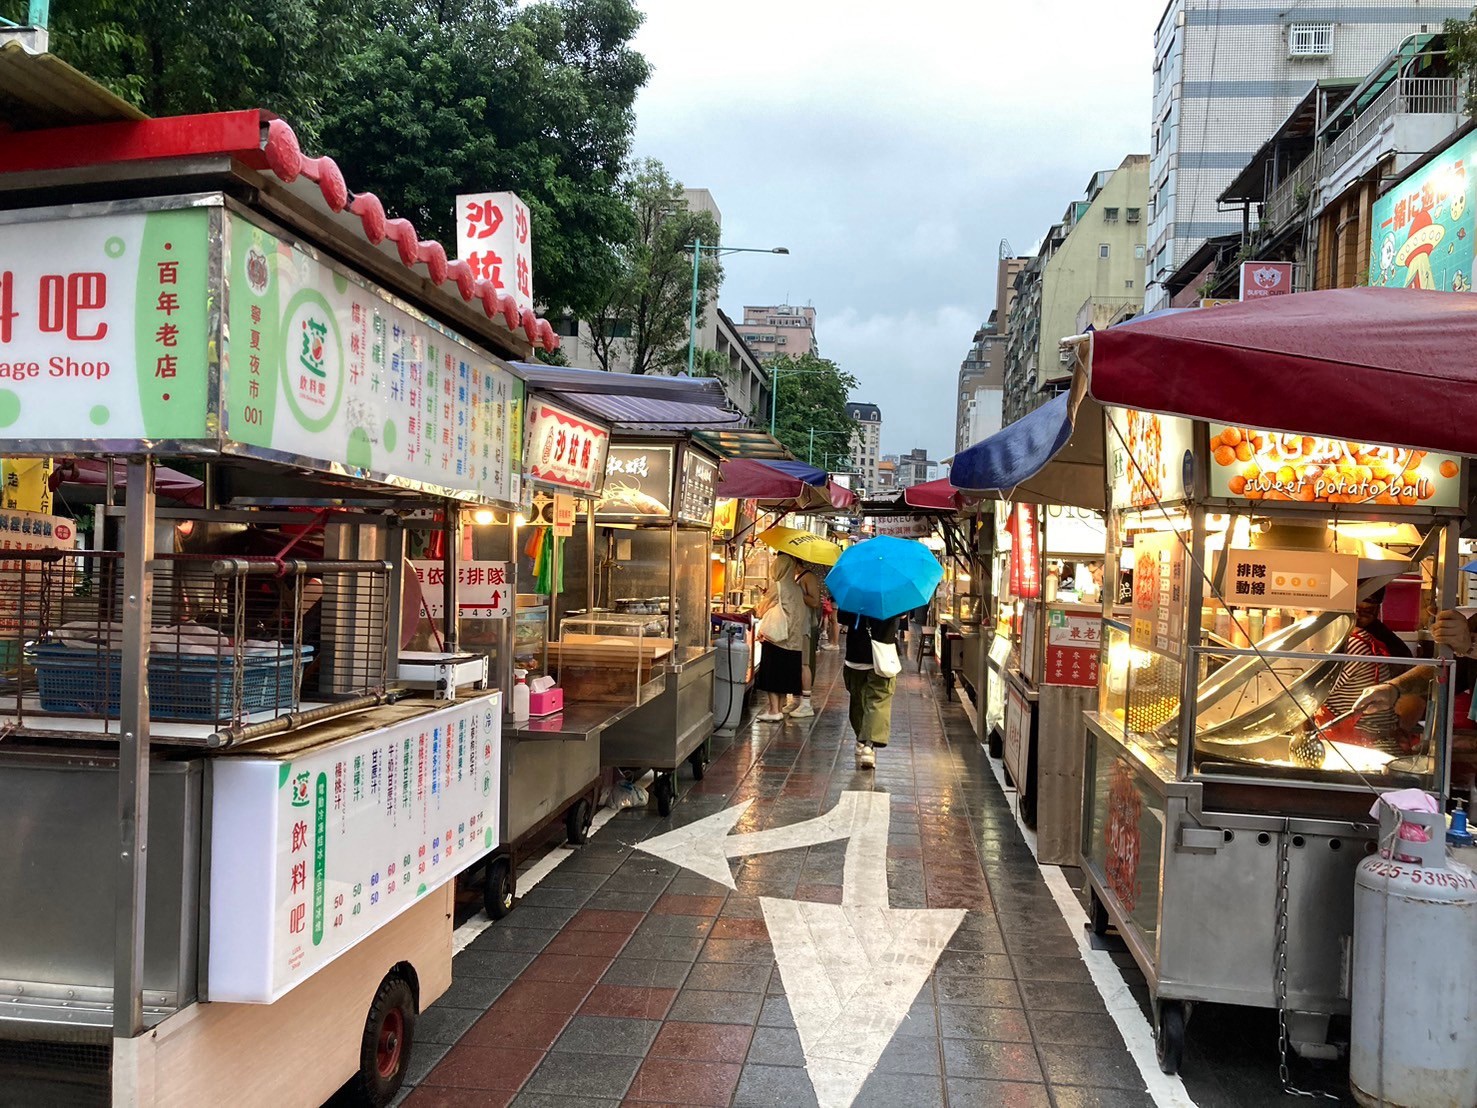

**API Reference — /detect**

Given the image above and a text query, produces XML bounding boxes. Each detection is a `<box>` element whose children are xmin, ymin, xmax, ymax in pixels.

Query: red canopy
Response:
<box><xmin>826</xmin><ymin>480</ymin><xmax>857</xmax><ymax>510</ymax></box>
<box><xmin>54</xmin><ymin>458</ymin><xmax>205</xmax><ymax>506</ymax></box>
<box><xmin>903</xmin><ymin>478</ymin><xmax>962</xmax><ymax>512</ymax></box>
<box><xmin>1088</xmin><ymin>287</ymin><xmax>1477</xmax><ymax>455</ymax></box>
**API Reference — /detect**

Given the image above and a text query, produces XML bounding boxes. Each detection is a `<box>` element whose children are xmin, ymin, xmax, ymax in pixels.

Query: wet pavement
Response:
<box><xmin>400</xmin><ymin>650</ymin><xmax>1160</xmax><ymax>1108</ymax></box>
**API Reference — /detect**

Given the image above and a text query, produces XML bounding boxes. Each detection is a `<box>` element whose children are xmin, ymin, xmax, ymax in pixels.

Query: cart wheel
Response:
<box><xmin>565</xmin><ymin>798</ymin><xmax>593</xmax><ymax>846</ymax></box>
<box><xmin>1155</xmin><ymin>1000</ymin><xmax>1187</xmax><ymax>1076</ymax></box>
<box><xmin>688</xmin><ymin>746</ymin><xmax>706</xmax><ymax>781</ymax></box>
<box><xmin>1089</xmin><ymin>888</ymin><xmax>1111</xmax><ymax>937</ymax></box>
<box><xmin>347</xmin><ymin>972</ymin><xmax>416</xmax><ymax>1106</ymax></box>
<box><xmin>653</xmin><ymin>773</ymin><xmax>675</xmax><ymax>818</ymax></box>
<box><xmin>484</xmin><ymin>856</ymin><xmax>515</xmax><ymax>919</ymax></box>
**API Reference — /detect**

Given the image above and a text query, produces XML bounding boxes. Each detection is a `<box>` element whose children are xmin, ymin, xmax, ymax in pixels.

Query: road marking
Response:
<box><xmin>639</xmin><ymin>791</ymin><xmax>964</xmax><ymax>1108</ymax></box>
<box><xmin>452</xmin><ymin>802</ymin><xmax>621</xmax><ymax>955</ymax></box>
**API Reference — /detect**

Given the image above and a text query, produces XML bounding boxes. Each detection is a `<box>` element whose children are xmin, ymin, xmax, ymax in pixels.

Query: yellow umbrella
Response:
<box><xmin>759</xmin><ymin>526</ymin><xmax>843</xmax><ymax>566</ymax></box>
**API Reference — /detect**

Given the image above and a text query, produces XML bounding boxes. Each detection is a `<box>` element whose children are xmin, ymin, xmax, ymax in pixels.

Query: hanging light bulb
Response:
<box><xmin>472</xmin><ymin>508</ymin><xmax>496</xmax><ymax>526</ymax></box>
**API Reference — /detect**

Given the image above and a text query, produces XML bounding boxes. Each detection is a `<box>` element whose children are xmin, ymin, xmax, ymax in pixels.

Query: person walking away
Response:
<box><xmin>840</xmin><ymin>607</ymin><xmax>901</xmax><ymax>768</ymax></box>
<box><xmin>754</xmin><ymin>553</ymin><xmax>807</xmax><ymax>723</ymax></box>
<box><xmin>792</xmin><ymin>559</ymin><xmax>824</xmax><ymax>717</ymax></box>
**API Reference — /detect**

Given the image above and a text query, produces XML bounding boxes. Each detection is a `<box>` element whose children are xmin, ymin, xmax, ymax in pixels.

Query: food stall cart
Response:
<box><xmin>0</xmin><ymin>103</ymin><xmax>559</xmax><ymax>1106</ymax></box>
<box><xmin>950</xmin><ymin>385</ymin><xmax>1108</xmax><ymax>847</ymax></box>
<box><xmin>582</xmin><ymin>435</ymin><xmax>719</xmax><ymax>817</ymax></box>
<box><xmin>1066</xmin><ymin>290</ymin><xmax>1477</xmax><ymax>1078</ymax></box>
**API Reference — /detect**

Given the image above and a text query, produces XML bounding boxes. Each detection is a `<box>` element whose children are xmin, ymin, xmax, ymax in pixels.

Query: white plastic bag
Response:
<box><xmin>602</xmin><ymin>779</ymin><xmax>648</xmax><ymax>810</ymax></box>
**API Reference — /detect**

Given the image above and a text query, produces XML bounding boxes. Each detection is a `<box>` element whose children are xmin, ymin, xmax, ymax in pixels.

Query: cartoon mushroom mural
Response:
<box><xmin>1395</xmin><ymin>208</ymin><xmax>1445</xmax><ymax>289</ymax></box>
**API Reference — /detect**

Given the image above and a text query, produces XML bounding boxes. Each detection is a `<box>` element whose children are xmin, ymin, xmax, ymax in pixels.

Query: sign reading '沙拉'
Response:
<box><xmin>455</xmin><ymin>192</ymin><xmax>535</xmax><ymax>316</ymax></box>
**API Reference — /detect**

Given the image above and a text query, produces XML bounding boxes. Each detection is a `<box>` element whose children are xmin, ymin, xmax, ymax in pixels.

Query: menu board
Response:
<box><xmin>1044</xmin><ymin>608</ymin><xmax>1100</xmax><ymax>688</ymax></box>
<box><xmin>1131</xmin><ymin>530</ymin><xmax>1185</xmax><ymax>653</ymax></box>
<box><xmin>225</xmin><ymin>213</ymin><xmax>524</xmax><ymax>505</ymax></box>
<box><xmin>597</xmin><ymin>444</ymin><xmax>675</xmax><ymax>521</ymax></box>
<box><xmin>1207</xmin><ymin>425</ymin><xmax>1461</xmax><ymax>509</ymax></box>
<box><xmin>678</xmin><ymin>451</ymin><xmax>718</xmax><ymax>526</ymax></box>
<box><xmin>1107</xmin><ymin>407</ymin><xmax>1194</xmax><ymax>508</ymax></box>
<box><xmin>525</xmin><ymin>400</ymin><xmax>609</xmax><ymax>494</ymax></box>
<box><xmin>208</xmin><ymin>694</ymin><xmax>501</xmax><ymax>1002</ymax></box>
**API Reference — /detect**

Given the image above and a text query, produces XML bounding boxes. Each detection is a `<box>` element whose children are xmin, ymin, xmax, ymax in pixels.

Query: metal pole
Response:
<box><xmin>769</xmin><ymin>367</ymin><xmax>780</xmax><ymax>436</ymax></box>
<box><xmin>686</xmin><ymin>238</ymin><xmax>702</xmax><ymax>377</ymax></box>
<box><xmin>27</xmin><ymin>0</ymin><xmax>48</xmax><ymax>28</ymax></box>
<box><xmin>441</xmin><ymin>501</ymin><xmax>459</xmax><ymax>652</ymax></box>
<box><xmin>808</xmin><ymin>427</ymin><xmax>815</xmax><ymax>465</ymax></box>
<box><xmin>114</xmin><ymin>458</ymin><xmax>156</xmax><ymax>1040</ymax></box>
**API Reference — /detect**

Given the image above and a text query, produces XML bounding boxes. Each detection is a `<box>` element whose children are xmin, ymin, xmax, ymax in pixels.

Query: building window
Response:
<box><xmin>1125</xmin><ymin>278</ymin><xmax>1134</xmax><ymax>289</ymax></box>
<box><xmin>555</xmin><ymin>316</ymin><xmax>580</xmax><ymax>337</ymax></box>
<box><xmin>1288</xmin><ymin>22</ymin><xmax>1333</xmax><ymax>57</ymax></box>
<box><xmin>1135</xmin><ymin>244</ymin><xmax>1146</xmax><ymax>259</ymax></box>
<box><xmin>1099</xmin><ymin>244</ymin><xmax>1111</xmax><ymax>259</ymax></box>
<box><xmin>1103</xmin><ymin>207</ymin><xmax>1120</xmax><ymax>223</ymax></box>
<box><xmin>1126</xmin><ymin>207</ymin><xmax>1141</xmax><ymax>223</ymax></box>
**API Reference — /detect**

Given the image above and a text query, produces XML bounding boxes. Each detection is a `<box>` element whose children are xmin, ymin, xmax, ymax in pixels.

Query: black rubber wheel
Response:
<box><xmin>565</xmin><ymin>798</ymin><xmax>593</xmax><ymax>846</ymax></box>
<box><xmin>484</xmin><ymin>856</ymin><xmax>515</xmax><ymax>919</ymax></box>
<box><xmin>1089</xmin><ymin>888</ymin><xmax>1111</xmax><ymax>937</ymax></box>
<box><xmin>346</xmin><ymin>973</ymin><xmax>416</xmax><ymax>1106</ymax></box>
<box><xmin>1156</xmin><ymin>1000</ymin><xmax>1186</xmax><ymax>1076</ymax></box>
<box><xmin>688</xmin><ymin>745</ymin><xmax>706</xmax><ymax>781</ymax></box>
<box><xmin>654</xmin><ymin>773</ymin><xmax>674</xmax><ymax>817</ymax></box>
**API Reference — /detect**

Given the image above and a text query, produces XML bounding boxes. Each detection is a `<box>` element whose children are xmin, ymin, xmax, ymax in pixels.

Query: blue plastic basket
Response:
<box><xmin>31</xmin><ymin>643</ymin><xmax>312</xmax><ymax>722</ymax></box>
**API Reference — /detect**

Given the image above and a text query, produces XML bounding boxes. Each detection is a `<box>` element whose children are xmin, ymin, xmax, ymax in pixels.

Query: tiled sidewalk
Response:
<box><xmin>399</xmin><ymin>651</ymin><xmax>1153</xmax><ymax>1108</ymax></box>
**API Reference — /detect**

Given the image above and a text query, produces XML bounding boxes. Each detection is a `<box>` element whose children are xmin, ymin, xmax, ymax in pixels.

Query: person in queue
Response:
<box><xmin>754</xmin><ymin>553</ymin><xmax>808</xmax><ymax>723</ymax></box>
<box><xmin>839</xmin><ymin>607</ymin><xmax>901</xmax><ymax>769</ymax></box>
<box><xmin>791</xmin><ymin>558</ymin><xmax>824</xmax><ymax>718</ymax></box>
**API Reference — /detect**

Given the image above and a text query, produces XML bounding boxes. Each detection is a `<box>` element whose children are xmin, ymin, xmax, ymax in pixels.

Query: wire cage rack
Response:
<box><xmin>0</xmin><ymin>551</ymin><xmax>392</xmax><ymax>730</ymax></box>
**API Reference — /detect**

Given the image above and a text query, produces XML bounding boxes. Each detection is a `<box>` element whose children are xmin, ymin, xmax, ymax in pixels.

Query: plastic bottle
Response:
<box><xmin>512</xmin><ymin>668</ymin><xmax>530</xmax><ymax>724</ymax></box>
<box><xmin>1449</xmin><ymin>799</ymin><xmax>1474</xmax><ymax>848</ymax></box>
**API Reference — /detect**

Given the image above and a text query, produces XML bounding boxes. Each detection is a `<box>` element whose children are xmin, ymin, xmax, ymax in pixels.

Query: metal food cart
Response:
<box><xmin>0</xmin><ymin>104</ymin><xmax>554</xmax><ymax>1105</ymax></box>
<box><xmin>1082</xmin><ymin>404</ymin><xmax>1463</xmax><ymax>1075</ymax></box>
<box><xmin>588</xmin><ymin>436</ymin><xmax>718</xmax><ymax>817</ymax></box>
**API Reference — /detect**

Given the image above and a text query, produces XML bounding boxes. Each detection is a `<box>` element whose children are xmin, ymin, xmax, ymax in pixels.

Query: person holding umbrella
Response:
<box><xmin>753</xmin><ymin>552</ymin><xmax>809</xmax><ymax>723</ymax></box>
<box><xmin>757</xmin><ymin>527</ymin><xmax>843</xmax><ymax>720</ymax></box>
<box><xmin>827</xmin><ymin>537</ymin><xmax>945</xmax><ymax>768</ymax></box>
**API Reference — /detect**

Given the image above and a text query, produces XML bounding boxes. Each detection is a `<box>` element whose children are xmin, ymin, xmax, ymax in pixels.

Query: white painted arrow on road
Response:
<box><xmin>637</xmin><ymin>792</ymin><xmax>965</xmax><ymax>1108</ymax></box>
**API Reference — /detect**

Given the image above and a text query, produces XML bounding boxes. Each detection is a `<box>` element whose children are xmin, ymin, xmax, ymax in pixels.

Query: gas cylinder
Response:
<box><xmin>1350</xmin><ymin>804</ymin><xmax>1477</xmax><ymax>1108</ymax></box>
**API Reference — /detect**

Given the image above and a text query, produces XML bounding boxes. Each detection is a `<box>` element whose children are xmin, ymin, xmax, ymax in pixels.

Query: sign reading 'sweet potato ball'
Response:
<box><xmin>1208</xmin><ymin>425</ymin><xmax>1461</xmax><ymax>508</ymax></box>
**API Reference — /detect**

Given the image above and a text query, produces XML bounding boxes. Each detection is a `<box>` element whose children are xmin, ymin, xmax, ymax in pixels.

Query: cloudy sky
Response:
<box><xmin>629</xmin><ymin>0</ymin><xmax>1167</xmax><ymax>461</ymax></box>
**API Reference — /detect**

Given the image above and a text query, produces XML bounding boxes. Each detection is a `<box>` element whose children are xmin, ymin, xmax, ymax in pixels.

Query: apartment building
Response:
<box><xmin>740</xmin><ymin>304</ymin><xmax>817</xmax><ymax>359</ymax></box>
<box><xmin>846</xmin><ymin>402</ymin><xmax>882</xmax><ymax>492</ymax></box>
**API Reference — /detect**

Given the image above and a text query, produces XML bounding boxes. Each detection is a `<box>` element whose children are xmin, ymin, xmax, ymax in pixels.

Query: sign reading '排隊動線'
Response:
<box><xmin>225</xmin><ymin>214</ymin><xmax>525</xmax><ymax>505</ymax></box>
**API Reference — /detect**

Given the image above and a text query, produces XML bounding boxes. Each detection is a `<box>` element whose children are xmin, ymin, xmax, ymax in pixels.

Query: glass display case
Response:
<box><xmin>551</xmin><ymin>613</ymin><xmax>673</xmax><ymax>709</ymax></box>
<box><xmin>514</xmin><ymin>602</ymin><xmax>549</xmax><ymax>681</ymax></box>
<box><xmin>1095</xmin><ymin>509</ymin><xmax>1454</xmax><ymax>792</ymax></box>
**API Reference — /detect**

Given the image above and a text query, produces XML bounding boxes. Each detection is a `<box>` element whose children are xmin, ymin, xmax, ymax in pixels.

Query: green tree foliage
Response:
<box><xmin>19</xmin><ymin>0</ymin><xmax>650</xmax><ymax>319</ymax></box>
<box><xmin>766</xmin><ymin>353</ymin><xmax>858</xmax><ymax>466</ymax></box>
<box><xmin>1447</xmin><ymin>11</ymin><xmax>1477</xmax><ymax>117</ymax></box>
<box><xmin>584</xmin><ymin>159</ymin><xmax>723</xmax><ymax>375</ymax></box>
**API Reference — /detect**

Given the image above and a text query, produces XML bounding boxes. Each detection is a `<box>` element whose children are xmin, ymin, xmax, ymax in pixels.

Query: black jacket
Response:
<box><xmin>840</xmin><ymin>610</ymin><xmax>901</xmax><ymax>668</ymax></box>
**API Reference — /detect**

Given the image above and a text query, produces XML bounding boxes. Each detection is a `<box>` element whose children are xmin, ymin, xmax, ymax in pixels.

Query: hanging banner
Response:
<box><xmin>410</xmin><ymin>560</ymin><xmax>513</xmax><ymax>620</ymax></box>
<box><xmin>1</xmin><ymin>459</ymin><xmax>53</xmax><ymax>514</ymax></box>
<box><xmin>225</xmin><ymin>213</ymin><xmax>524</xmax><ymax>506</ymax></box>
<box><xmin>553</xmin><ymin>493</ymin><xmax>576</xmax><ymax>538</ymax></box>
<box><xmin>873</xmin><ymin>515</ymin><xmax>937</xmax><ymax>539</ymax></box>
<box><xmin>208</xmin><ymin>695</ymin><xmax>502</xmax><ymax>1002</ymax></box>
<box><xmin>1106</xmin><ymin>407</ymin><xmax>1194</xmax><ymax>508</ymax></box>
<box><xmin>1008</xmin><ymin>503</ymin><xmax>1040</xmax><ymax>599</ymax></box>
<box><xmin>455</xmin><ymin>192</ymin><xmax>535</xmax><ymax>315</ymax></box>
<box><xmin>712</xmin><ymin>498</ymin><xmax>738</xmax><ymax>540</ymax></box>
<box><xmin>525</xmin><ymin>400</ymin><xmax>609</xmax><ymax>494</ymax></box>
<box><xmin>1207</xmin><ymin>426</ymin><xmax>1461</xmax><ymax>509</ymax></box>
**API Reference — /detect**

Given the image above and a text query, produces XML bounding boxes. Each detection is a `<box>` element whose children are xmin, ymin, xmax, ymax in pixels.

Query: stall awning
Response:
<box><xmin>691</xmin><ymin>427</ymin><xmax>794</xmax><ymax>461</ymax></box>
<box><xmin>903</xmin><ymin>478</ymin><xmax>962</xmax><ymax>512</ymax></box>
<box><xmin>948</xmin><ymin>381</ymin><xmax>1105</xmax><ymax>510</ymax></box>
<box><xmin>715</xmin><ymin>458</ymin><xmax>826</xmax><ymax>499</ymax></box>
<box><xmin>1085</xmin><ymin>287</ymin><xmax>1477</xmax><ymax>456</ymax></box>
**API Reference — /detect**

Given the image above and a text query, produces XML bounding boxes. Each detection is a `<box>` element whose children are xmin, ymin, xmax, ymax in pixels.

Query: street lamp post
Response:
<box><xmin>685</xmin><ymin>240</ymin><xmax>789</xmax><ymax>377</ymax></box>
<box><xmin>768</xmin><ymin>365</ymin><xmax>834</xmax><ymax>438</ymax></box>
<box><xmin>806</xmin><ymin>427</ymin><xmax>851</xmax><ymax>466</ymax></box>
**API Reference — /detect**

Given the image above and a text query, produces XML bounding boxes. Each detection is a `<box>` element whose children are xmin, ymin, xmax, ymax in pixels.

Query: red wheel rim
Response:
<box><xmin>376</xmin><ymin>1007</ymin><xmax>405</xmax><ymax>1079</ymax></box>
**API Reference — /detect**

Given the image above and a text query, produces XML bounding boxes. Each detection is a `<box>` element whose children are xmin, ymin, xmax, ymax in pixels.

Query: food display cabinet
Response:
<box><xmin>1081</xmin><ymin>408</ymin><xmax>1464</xmax><ymax>1075</ymax></box>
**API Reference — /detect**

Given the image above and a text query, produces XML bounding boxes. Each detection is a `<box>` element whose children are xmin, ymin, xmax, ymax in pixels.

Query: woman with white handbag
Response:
<box><xmin>753</xmin><ymin>553</ymin><xmax>807</xmax><ymax>723</ymax></box>
<box><xmin>839</xmin><ymin>608</ymin><xmax>903</xmax><ymax>768</ymax></box>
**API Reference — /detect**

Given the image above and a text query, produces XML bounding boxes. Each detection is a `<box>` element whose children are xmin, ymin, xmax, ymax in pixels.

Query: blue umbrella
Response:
<box><xmin>827</xmin><ymin>536</ymin><xmax>943</xmax><ymax>620</ymax></box>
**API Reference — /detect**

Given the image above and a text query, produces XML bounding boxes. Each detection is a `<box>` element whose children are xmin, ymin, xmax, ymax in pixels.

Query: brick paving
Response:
<box><xmin>399</xmin><ymin>651</ymin><xmax>1154</xmax><ymax>1108</ymax></box>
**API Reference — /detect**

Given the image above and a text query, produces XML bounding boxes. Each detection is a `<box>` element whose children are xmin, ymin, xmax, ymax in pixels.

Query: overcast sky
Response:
<box><xmin>628</xmin><ymin>0</ymin><xmax>1167</xmax><ymax>461</ymax></box>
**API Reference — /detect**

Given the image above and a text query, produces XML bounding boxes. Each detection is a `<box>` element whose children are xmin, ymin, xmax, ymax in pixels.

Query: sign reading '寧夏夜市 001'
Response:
<box><xmin>0</xmin><ymin>200</ymin><xmax>525</xmax><ymax>505</ymax></box>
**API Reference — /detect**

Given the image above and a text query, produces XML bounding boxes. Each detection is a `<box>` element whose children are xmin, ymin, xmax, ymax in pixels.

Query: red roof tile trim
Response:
<box><xmin>261</xmin><ymin>117</ymin><xmax>558</xmax><ymax>352</ymax></box>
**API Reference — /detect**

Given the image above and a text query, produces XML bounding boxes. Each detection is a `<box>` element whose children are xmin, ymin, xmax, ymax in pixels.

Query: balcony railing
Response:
<box><xmin>1322</xmin><ymin>76</ymin><xmax>1458</xmax><ymax>180</ymax></box>
<box><xmin>1264</xmin><ymin>149</ymin><xmax>1322</xmax><ymax>231</ymax></box>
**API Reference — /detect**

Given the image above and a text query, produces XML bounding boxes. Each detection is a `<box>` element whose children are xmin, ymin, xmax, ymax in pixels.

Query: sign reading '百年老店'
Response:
<box><xmin>0</xmin><ymin>206</ymin><xmax>212</xmax><ymax>442</ymax></box>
